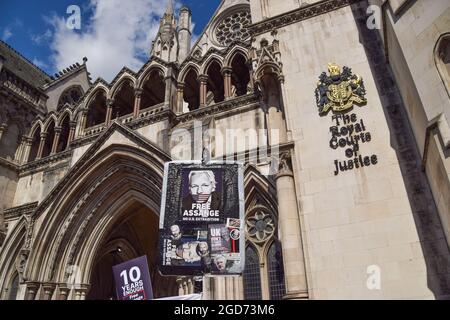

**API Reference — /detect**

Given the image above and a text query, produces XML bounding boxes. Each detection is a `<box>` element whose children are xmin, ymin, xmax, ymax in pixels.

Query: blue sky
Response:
<box><xmin>0</xmin><ymin>0</ymin><xmax>221</xmax><ymax>81</ymax></box>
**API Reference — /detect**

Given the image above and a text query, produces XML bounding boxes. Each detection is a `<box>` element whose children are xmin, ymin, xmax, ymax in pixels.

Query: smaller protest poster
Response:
<box><xmin>209</xmin><ymin>219</ymin><xmax>242</xmax><ymax>275</ymax></box>
<box><xmin>160</xmin><ymin>224</ymin><xmax>210</xmax><ymax>274</ymax></box>
<box><xmin>112</xmin><ymin>255</ymin><xmax>153</xmax><ymax>300</ymax></box>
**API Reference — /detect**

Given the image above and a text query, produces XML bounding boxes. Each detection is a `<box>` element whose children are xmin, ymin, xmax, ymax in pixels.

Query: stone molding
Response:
<box><xmin>248</xmin><ymin>0</ymin><xmax>362</xmax><ymax>36</ymax></box>
<box><xmin>4</xmin><ymin>202</ymin><xmax>38</xmax><ymax>221</ymax></box>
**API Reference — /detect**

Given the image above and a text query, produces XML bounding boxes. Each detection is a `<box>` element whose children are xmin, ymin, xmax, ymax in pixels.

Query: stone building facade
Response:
<box><xmin>0</xmin><ymin>0</ymin><xmax>449</xmax><ymax>300</ymax></box>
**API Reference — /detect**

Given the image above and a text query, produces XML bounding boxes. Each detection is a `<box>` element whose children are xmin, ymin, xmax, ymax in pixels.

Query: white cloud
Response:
<box><xmin>2</xmin><ymin>28</ymin><xmax>12</xmax><ymax>41</ymax></box>
<box><xmin>48</xmin><ymin>0</ymin><xmax>180</xmax><ymax>82</ymax></box>
<box><xmin>31</xmin><ymin>29</ymin><xmax>53</xmax><ymax>45</ymax></box>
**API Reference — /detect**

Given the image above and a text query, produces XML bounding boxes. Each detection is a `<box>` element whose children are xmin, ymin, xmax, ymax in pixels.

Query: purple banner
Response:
<box><xmin>113</xmin><ymin>256</ymin><xmax>153</xmax><ymax>300</ymax></box>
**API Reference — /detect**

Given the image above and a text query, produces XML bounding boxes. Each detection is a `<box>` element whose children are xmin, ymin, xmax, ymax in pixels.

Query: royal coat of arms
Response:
<box><xmin>315</xmin><ymin>63</ymin><xmax>367</xmax><ymax>115</ymax></box>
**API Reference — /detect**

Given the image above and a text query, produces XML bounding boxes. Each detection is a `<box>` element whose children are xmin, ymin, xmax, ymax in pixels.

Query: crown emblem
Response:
<box><xmin>327</xmin><ymin>63</ymin><xmax>341</xmax><ymax>77</ymax></box>
<box><xmin>315</xmin><ymin>63</ymin><xmax>367</xmax><ymax>115</ymax></box>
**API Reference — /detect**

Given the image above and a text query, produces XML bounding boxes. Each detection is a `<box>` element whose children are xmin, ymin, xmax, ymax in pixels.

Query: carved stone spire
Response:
<box><xmin>151</xmin><ymin>0</ymin><xmax>178</xmax><ymax>62</ymax></box>
<box><xmin>166</xmin><ymin>0</ymin><xmax>173</xmax><ymax>16</ymax></box>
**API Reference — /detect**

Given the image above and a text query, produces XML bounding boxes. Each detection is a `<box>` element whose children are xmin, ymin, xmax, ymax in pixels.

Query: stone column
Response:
<box><xmin>15</xmin><ymin>136</ymin><xmax>26</xmax><ymax>164</ymax></box>
<box><xmin>77</xmin><ymin>109</ymin><xmax>88</xmax><ymax>138</ymax></box>
<box><xmin>247</xmin><ymin>60</ymin><xmax>255</xmax><ymax>93</ymax></box>
<box><xmin>177</xmin><ymin>277</ymin><xmax>185</xmax><ymax>296</ymax></box>
<box><xmin>57</xmin><ymin>284</ymin><xmax>70</xmax><ymax>300</ymax></box>
<box><xmin>198</xmin><ymin>74</ymin><xmax>208</xmax><ymax>108</ymax></box>
<box><xmin>278</xmin><ymin>75</ymin><xmax>292</xmax><ymax>141</ymax></box>
<box><xmin>212</xmin><ymin>277</ymin><xmax>226</xmax><ymax>300</ymax></box>
<box><xmin>187</xmin><ymin>278</ymin><xmax>194</xmax><ymax>294</ymax></box>
<box><xmin>105</xmin><ymin>99</ymin><xmax>114</xmax><ymax>126</ymax></box>
<box><xmin>74</xmin><ymin>284</ymin><xmax>90</xmax><ymax>300</ymax></box>
<box><xmin>202</xmin><ymin>276</ymin><xmax>212</xmax><ymax>300</ymax></box>
<box><xmin>36</xmin><ymin>132</ymin><xmax>47</xmax><ymax>160</ymax></box>
<box><xmin>67</xmin><ymin>121</ymin><xmax>76</xmax><ymax>147</ymax></box>
<box><xmin>0</xmin><ymin>123</ymin><xmax>6</xmax><ymax>141</ymax></box>
<box><xmin>25</xmin><ymin>282</ymin><xmax>40</xmax><ymax>300</ymax></box>
<box><xmin>133</xmin><ymin>88</ymin><xmax>143</xmax><ymax>119</ymax></box>
<box><xmin>21</xmin><ymin>136</ymin><xmax>32</xmax><ymax>164</ymax></box>
<box><xmin>176</xmin><ymin>84</ymin><xmax>184</xmax><ymax>114</ymax></box>
<box><xmin>51</xmin><ymin>126</ymin><xmax>62</xmax><ymax>155</ymax></box>
<box><xmin>225</xmin><ymin>277</ymin><xmax>235</xmax><ymax>300</ymax></box>
<box><xmin>164</xmin><ymin>75</ymin><xmax>172</xmax><ymax>110</ymax></box>
<box><xmin>233</xmin><ymin>276</ymin><xmax>244</xmax><ymax>300</ymax></box>
<box><xmin>221</xmin><ymin>67</ymin><xmax>232</xmax><ymax>99</ymax></box>
<box><xmin>42</xmin><ymin>283</ymin><xmax>56</xmax><ymax>300</ymax></box>
<box><xmin>275</xmin><ymin>151</ymin><xmax>308</xmax><ymax>300</ymax></box>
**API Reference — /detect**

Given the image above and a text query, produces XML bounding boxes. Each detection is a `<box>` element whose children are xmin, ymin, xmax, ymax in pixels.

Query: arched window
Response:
<box><xmin>243</xmin><ymin>245</ymin><xmax>262</xmax><ymax>300</ymax></box>
<box><xmin>41</xmin><ymin>120</ymin><xmax>55</xmax><ymax>158</ymax></box>
<box><xmin>8</xmin><ymin>273</ymin><xmax>19</xmax><ymax>300</ymax></box>
<box><xmin>206</xmin><ymin>60</ymin><xmax>224</xmax><ymax>104</ymax></box>
<box><xmin>57</xmin><ymin>115</ymin><xmax>70</xmax><ymax>152</ymax></box>
<box><xmin>231</xmin><ymin>53</ymin><xmax>250</xmax><ymax>97</ymax></box>
<box><xmin>57</xmin><ymin>85</ymin><xmax>84</xmax><ymax>110</ymax></box>
<box><xmin>183</xmin><ymin>69</ymin><xmax>200</xmax><ymax>111</ymax></box>
<box><xmin>86</xmin><ymin>91</ymin><xmax>107</xmax><ymax>128</ymax></box>
<box><xmin>112</xmin><ymin>80</ymin><xmax>134</xmax><ymax>118</ymax></box>
<box><xmin>244</xmin><ymin>204</ymin><xmax>286</xmax><ymax>300</ymax></box>
<box><xmin>141</xmin><ymin>69</ymin><xmax>165</xmax><ymax>109</ymax></box>
<box><xmin>28</xmin><ymin>126</ymin><xmax>41</xmax><ymax>162</ymax></box>
<box><xmin>267</xmin><ymin>241</ymin><xmax>286</xmax><ymax>300</ymax></box>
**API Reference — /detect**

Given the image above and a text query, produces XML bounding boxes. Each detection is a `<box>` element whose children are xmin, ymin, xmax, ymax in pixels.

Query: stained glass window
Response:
<box><xmin>267</xmin><ymin>241</ymin><xmax>286</xmax><ymax>300</ymax></box>
<box><xmin>243</xmin><ymin>245</ymin><xmax>262</xmax><ymax>299</ymax></box>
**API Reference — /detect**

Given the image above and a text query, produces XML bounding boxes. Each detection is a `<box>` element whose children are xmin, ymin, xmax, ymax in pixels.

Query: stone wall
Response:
<box><xmin>251</xmin><ymin>0</ymin><xmax>450</xmax><ymax>298</ymax></box>
<box><xmin>13</xmin><ymin>161</ymin><xmax>70</xmax><ymax>206</ymax></box>
<box><xmin>374</xmin><ymin>0</ymin><xmax>450</xmax><ymax>247</ymax></box>
<box><xmin>0</xmin><ymin>163</ymin><xmax>18</xmax><ymax>210</ymax></box>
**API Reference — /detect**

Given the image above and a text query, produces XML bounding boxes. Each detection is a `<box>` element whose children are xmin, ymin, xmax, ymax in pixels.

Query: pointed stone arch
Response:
<box><xmin>57</xmin><ymin>109</ymin><xmax>73</xmax><ymax>126</ymax></box>
<box><xmin>138</xmin><ymin>67</ymin><xmax>166</xmax><ymax>110</ymax></box>
<box><xmin>244</xmin><ymin>165</ymin><xmax>277</xmax><ymax>213</ymax></box>
<box><xmin>108</xmin><ymin>76</ymin><xmax>136</xmax><ymax>101</ymax></box>
<box><xmin>27</xmin><ymin>122</ymin><xmax>43</xmax><ymax>162</ymax></box>
<box><xmin>84</xmin><ymin>88</ymin><xmax>108</xmax><ymax>128</ymax></box>
<box><xmin>242</xmin><ymin>165</ymin><xmax>285</xmax><ymax>300</ymax></box>
<box><xmin>230</xmin><ymin>50</ymin><xmax>251</xmax><ymax>97</ymax></box>
<box><xmin>24</xmin><ymin>140</ymin><xmax>172</xmax><ymax>299</ymax></box>
<box><xmin>81</xmin><ymin>85</ymin><xmax>109</xmax><ymax>110</ymax></box>
<box><xmin>181</xmin><ymin>66</ymin><xmax>200</xmax><ymax>111</ymax></box>
<box><xmin>28</xmin><ymin>120</ymin><xmax>44</xmax><ymax>138</ymax></box>
<box><xmin>42</xmin><ymin>114</ymin><xmax>58</xmax><ymax>132</ymax></box>
<box><xmin>41</xmin><ymin>117</ymin><xmax>57</xmax><ymax>158</ymax></box>
<box><xmin>56</xmin><ymin>112</ymin><xmax>72</xmax><ymax>153</ymax></box>
<box><xmin>109</xmin><ymin>78</ymin><xmax>135</xmax><ymax>118</ymax></box>
<box><xmin>0</xmin><ymin>218</ymin><xmax>27</xmax><ymax>299</ymax></box>
<box><xmin>137</xmin><ymin>63</ymin><xmax>167</xmax><ymax>89</ymax></box>
<box><xmin>200</xmin><ymin>54</ymin><xmax>224</xmax><ymax>75</ymax></box>
<box><xmin>204</xmin><ymin>57</ymin><xmax>225</xmax><ymax>104</ymax></box>
<box><xmin>178</xmin><ymin>62</ymin><xmax>200</xmax><ymax>83</ymax></box>
<box><xmin>224</xmin><ymin>46</ymin><xmax>250</xmax><ymax>67</ymax></box>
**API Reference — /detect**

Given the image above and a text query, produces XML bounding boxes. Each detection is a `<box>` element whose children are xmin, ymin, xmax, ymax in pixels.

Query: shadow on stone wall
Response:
<box><xmin>351</xmin><ymin>1</ymin><xmax>450</xmax><ymax>299</ymax></box>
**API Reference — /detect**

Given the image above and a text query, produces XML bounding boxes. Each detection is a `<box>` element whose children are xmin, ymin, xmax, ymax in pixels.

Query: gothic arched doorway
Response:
<box><xmin>86</xmin><ymin>201</ymin><xmax>178</xmax><ymax>300</ymax></box>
